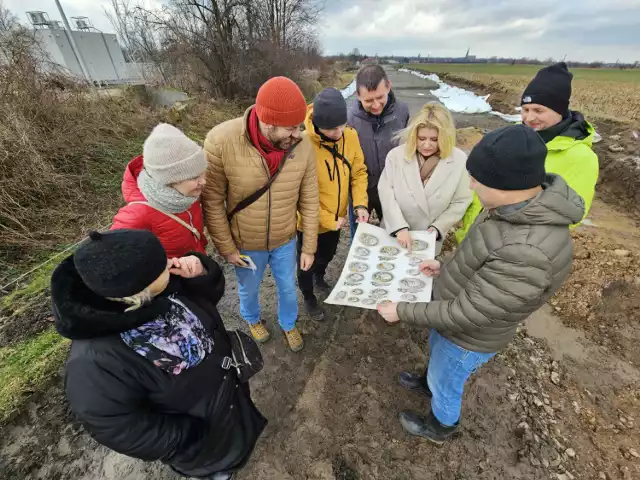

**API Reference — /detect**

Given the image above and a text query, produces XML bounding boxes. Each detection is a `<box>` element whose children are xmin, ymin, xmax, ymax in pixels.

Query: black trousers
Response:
<box><xmin>349</xmin><ymin>186</ymin><xmax>383</xmax><ymax>242</ymax></box>
<box><xmin>297</xmin><ymin>230</ymin><xmax>340</xmax><ymax>297</ymax></box>
<box><xmin>367</xmin><ymin>186</ymin><xmax>384</xmax><ymax>221</ymax></box>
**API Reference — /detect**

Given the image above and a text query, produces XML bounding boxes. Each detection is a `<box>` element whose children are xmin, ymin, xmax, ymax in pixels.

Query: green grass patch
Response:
<box><xmin>0</xmin><ymin>327</ymin><xmax>70</xmax><ymax>423</ymax></box>
<box><xmin>407</xmin><ymin>63</ymin><xmax>640</xmax><ymax>82</ymax></box>
<box><xmin>1</xmin><ymin>261</ymin><xmax>58</xmax><ymax>314</ymax></box>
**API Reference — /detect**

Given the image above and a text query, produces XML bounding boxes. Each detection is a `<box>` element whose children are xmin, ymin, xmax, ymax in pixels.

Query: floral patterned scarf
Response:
<box><xmin>120</xmin><ymin>296</ymin><xmax>213</xmax><ymax>375</ymax></box>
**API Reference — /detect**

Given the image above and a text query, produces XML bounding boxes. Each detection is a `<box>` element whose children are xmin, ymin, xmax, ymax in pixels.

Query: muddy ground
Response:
<box><xmin>1</xmin><ymin>69</ymin><xmax>639</xmax><ymax>480</ymax></box>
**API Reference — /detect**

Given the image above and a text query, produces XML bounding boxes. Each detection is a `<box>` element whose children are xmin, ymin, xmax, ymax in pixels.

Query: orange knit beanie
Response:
<box><xmin>255</xmin><ymin>77</ymin><xmax>307</xmax><ymax>127</ymax></box>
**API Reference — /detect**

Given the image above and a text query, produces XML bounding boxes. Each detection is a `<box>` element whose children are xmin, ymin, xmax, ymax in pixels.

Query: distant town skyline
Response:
<box><xmin>320</xmin><ymin>0</ymin><xmax>639</xmax><ymax>64</ymax></box>
<box><xmin>5</xmin><ymin>0</ymin><xmax>639</xmax><ymax>64</ymax></box>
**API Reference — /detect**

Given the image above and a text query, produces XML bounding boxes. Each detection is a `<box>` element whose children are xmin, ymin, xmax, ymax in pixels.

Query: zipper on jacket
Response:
<box><xmin>259</xmin><ymin>159</ymin><xmax>272</xmax><ymax>251</ymax></box>
<box><xmin>373</xmin><ymin>123</ymin><xmax>380</xmax><ymax>181</ymax></box>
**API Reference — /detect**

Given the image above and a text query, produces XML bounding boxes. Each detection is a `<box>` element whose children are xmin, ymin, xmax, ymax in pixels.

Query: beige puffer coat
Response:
<box><xmin>397</xmin><ymin>174</ymin><xmax>585</xmax><ymax>353</ymax></box>
<box><xmin>202</xmin><ymin>107</ymin><xmax>319</xmax><ymax>256</ymax></box>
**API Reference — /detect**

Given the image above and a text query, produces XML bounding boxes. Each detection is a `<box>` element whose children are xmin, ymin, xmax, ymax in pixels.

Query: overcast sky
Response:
<box><xmin>6</xmin><ymin>0</ymin><xmax>639</xmax><ymax>63</ymax></box>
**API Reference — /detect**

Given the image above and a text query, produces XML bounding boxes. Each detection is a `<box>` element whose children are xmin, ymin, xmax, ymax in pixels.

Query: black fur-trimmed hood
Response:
<box><xmin>51</xmin><ymin>256</ymin><xmax>171</xmax><ymax>340</ymax></box>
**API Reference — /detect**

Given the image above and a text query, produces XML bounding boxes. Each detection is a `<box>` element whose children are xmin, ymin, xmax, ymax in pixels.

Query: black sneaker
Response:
<box><xmin>304</xmin><ymin>295</ymin><xmax>325</xmax><ymax>321</ymax></box>
<box><xmin>399</xmin><ymin>410</ymin><xmax>460</xmax><ymax>445</ymax></box>
<box><xmin>314</xmin><ymin>275</ymin><xmax>333</xmax><ymax>292</ymax></box>
<box><xmin>398</xmin><ymin>371</ymin><xmax>432</xmax><ymax>399</ymax></box>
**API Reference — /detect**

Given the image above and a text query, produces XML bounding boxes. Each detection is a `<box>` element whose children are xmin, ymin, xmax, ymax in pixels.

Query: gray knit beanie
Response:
<box><xmin>142</xmin><ymin>123</ymin><xmax>207</xmax><ymax>185</ymax></box>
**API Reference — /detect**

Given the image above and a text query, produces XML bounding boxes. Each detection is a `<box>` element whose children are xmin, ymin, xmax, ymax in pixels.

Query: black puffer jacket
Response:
<box><xmin>52</xmin><ymin>253</ymin><xmax>266</xmax><ymax>478</ymax></box>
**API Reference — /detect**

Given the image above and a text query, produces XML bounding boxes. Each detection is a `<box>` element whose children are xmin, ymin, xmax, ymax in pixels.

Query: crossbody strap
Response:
<box><xmin>128</xmin><ymin>201</ymin><xmax>201</xmax><ymax>240</ymax></box>
<box><xmin>227</xmin><ymin>142</ymin><xmax>298</xmax><ymax>222</ymax></box>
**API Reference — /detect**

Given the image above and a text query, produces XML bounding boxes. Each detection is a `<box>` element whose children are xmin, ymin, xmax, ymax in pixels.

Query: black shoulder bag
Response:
<box><xmin>227</xmin><ymin>143</ymin><xmax>298</xmax><ymax>222</ymax></box>
<box><xmin>211</xmin><ymin>329</ymin><xmax>263</xmax><ymax>383</ymax></box>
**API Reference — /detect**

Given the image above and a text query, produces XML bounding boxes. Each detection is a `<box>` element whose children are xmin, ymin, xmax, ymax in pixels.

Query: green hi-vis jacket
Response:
<box><xmin>455</xmin><ymin>112</ymin><xmax>599</xmax><ymax>244</ymax></box>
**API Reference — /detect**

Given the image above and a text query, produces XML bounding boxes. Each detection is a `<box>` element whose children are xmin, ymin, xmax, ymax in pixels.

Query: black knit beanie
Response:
<box><xmin>521</xmin><ymin>62</ymin><xmax>573</xmax><ymax>116</ymax></box>
<box><xmin>313</xmin><ymin>88</ymin><xmax>347</xmax><ymax>129</ymax></box>
<box><xmin>73</xmin><ymin>229</ymin><xmax>167</xmax><ymax>298</ymax></box>
<box><xmin>466</xmin><ymin>125</ymin><xmax>547</xmax><ymax>191</ymax></box>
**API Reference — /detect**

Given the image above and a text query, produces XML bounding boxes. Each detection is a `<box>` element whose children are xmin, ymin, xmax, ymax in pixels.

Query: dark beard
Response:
<box><xmin>271</xmin><ymin>136</ymin><xmax>298</xmax><ymax>151</ymax></box>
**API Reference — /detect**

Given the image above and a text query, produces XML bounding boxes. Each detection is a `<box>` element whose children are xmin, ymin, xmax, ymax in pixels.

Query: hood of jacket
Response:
<box><xmin>121</xmin><ymin>155</ymin><xmax>146</xmax><ymax>203</ymax></box>
<box><xmin>493</xmin><ymin>174</ymin><xmax>585</xmax><ymax>227</ymax></box>
<box><xmin>350</xmin><ymin>89</ymin><xmax>398</xmax><ymax>123</ymax></box>
<box><xmin>52</xmin><ymin>255</ymin><xmax>177</xmax><ymax>340</ymax></box>
<box><xmin>545</xmin><ymin>110</ymin><xmax>596</xmax><ymax>152</ymax></box>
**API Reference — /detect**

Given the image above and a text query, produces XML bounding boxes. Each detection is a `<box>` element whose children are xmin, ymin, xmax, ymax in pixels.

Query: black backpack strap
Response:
<box><xmin>227</xmin><ymin>143</ymin><xmax>297</xmax><ymax>222</ymax></box>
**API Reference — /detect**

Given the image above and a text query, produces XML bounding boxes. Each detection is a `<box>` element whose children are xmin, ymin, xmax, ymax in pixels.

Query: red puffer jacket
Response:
<box><xmin>111</xmin><ymin>156</ymin><xmax>207</xmax><ymax>258</ymax></box>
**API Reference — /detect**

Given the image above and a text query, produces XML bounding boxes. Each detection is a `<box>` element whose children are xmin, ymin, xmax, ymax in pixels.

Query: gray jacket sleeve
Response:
<box><xmin>398</xmin><ymin>244</ymin><xmax>552</xmax><ymax>332</ymax></box>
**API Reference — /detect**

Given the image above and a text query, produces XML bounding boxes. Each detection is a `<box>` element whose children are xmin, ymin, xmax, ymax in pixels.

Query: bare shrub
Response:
<box><xmin>0</xmin><ymin>9</ymin><xmax>156</xmax><ymax>265</ymax></box>
<box><xmin>106</xmin><ymin>0</ymin><xmax>324</xmax><ymax>98</ymax></box>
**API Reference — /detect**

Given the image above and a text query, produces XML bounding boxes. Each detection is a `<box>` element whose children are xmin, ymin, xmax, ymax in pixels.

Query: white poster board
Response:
<box><xmin>325</xmin><ymin>223</ymin><xmax>436</xmax><ymax>310</ymax></box>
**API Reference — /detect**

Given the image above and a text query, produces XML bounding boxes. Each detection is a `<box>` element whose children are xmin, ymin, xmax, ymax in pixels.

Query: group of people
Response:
<box><xmin>50</xmin><ymin>62</ymin><xmax>599</xmax><ymax>478</ymax></box>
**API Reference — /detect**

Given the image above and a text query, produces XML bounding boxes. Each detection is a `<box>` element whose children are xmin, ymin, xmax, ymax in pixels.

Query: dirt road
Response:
<box><xmin>1</xmin><ymin>69</ymin><xmax>639</xmax><ymax>480</ymax></box>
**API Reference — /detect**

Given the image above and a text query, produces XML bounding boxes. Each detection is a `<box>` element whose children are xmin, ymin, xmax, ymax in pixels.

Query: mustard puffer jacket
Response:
<box><xmin>202</xmin><ymin>107</ymin><xmax>319</xmax><ymax>256</ymax></box>
<box><xmin>298</xmin><ymin>105</ymin><xmax>368</xmax><ymax>234</ymax></box>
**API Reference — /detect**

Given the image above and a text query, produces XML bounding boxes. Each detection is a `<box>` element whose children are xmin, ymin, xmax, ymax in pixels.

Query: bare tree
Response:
<box><xmin>106</xmin><ymin>0</ymin><xmax>324</xmax><ymax>97</ymax></box>
<box><xmin>253</xmin><ymin>0</ymin><xmax>322</xmax><ymax>49</ymax></box>
<box><xmin>104</xmin><ymin>0</ymin><xmax>168</xmax><ymax>82</ymax></box>
<box><xmin>0</xmin><ymin>1</ymin><xmax>17</xmax><ymax>31</ymax></box>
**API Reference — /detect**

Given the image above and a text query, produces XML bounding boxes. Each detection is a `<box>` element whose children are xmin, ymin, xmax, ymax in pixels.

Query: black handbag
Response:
<box><xmin>213</xmin><ymin>330</ymin><xmax>264</xmax><ymax>383</ymax></box>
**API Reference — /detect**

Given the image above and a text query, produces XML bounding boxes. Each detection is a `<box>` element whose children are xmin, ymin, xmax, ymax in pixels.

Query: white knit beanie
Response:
<box><xmin>142</xmin><ymin>123</ymin><xmax>207</xmax><ymax>185</ymax></box>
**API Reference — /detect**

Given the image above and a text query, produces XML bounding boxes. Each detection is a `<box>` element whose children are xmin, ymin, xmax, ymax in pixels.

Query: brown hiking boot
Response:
<box><xmin>284</xmin><ymin>327</ymin><xmax>304</xmax><ymax>352</ymax></box>
<box><xmin>249</xmin><ymin>322</ymin><xmax>270</xmax><ymax>344</ymax></box>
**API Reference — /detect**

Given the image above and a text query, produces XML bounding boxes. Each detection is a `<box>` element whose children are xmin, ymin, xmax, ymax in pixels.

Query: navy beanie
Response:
<box><xmin>466</xmin><ymin>125</ymin><xmax>547</xmax><ymax>191</ymax></box>
<box><xmin>521</xmin><ymin>62</ymin><xmax>573</xmax><ymax>116</ymax></box>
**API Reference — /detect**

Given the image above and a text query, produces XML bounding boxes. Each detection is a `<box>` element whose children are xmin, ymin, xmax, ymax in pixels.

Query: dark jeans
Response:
<box><xmin>297</xmin><ymin>230</ymin><xmax>340</xmax><ymax>297</ymax></box>
<box><xmin>349</xmin><ymin>186</ymin><xmax>383</xmax><ymax>243</ymax></box>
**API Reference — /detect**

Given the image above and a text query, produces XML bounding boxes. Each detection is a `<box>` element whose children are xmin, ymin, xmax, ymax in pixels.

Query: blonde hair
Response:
<box><xmin>398</xmin><ymin>102</ymin><xmax>456</xmax><ymax>161</ymax></box>
<box><xmin>108</xmin><ymin>288</ymin><xmax>154</xmax><ymax>313</ymax></box>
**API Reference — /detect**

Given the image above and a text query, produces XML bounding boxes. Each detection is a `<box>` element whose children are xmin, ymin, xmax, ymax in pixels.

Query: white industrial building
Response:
<box><xmin>27</xmin><ymin>11</ymin><xmax>144</xmax><ymax>85</ymax></box>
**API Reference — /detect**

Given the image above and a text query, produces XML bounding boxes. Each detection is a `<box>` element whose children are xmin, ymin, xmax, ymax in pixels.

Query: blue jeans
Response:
<box><xmin>426</xmin><ymin>330</ymin><xmax>496</xmax><ymax>426</ymax></box>
<box><xmin>234</xmin><ymin>239</ymin><xmax>298</xmax><ymax>331</ymax></box>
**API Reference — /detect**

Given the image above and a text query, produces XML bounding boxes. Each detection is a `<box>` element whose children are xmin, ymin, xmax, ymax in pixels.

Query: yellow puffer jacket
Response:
<box><xmin>298</xmin><ymin>105</ymin><xmax>368</xmax><ymax>234</ymax></box>
<box><xmin>202</xmin><ymin>107</ymin><xmax>319</xmax><ymax>256</ymax></box>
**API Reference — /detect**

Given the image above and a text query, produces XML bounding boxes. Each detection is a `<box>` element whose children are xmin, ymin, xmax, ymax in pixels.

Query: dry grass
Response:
<box><xmin>0</xmin><ymin>28</ymin><xmax>165</xmax><ymax>277</ymax></box>
<box><xmin>437</xmin><ymin>72</ymin><xmax>640</xmax><ymax>124</ymax></box>
<box><xmin>0</xmin><ymin>84</ymin><xmax>155</xmax><ymax>250</ymax></box>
